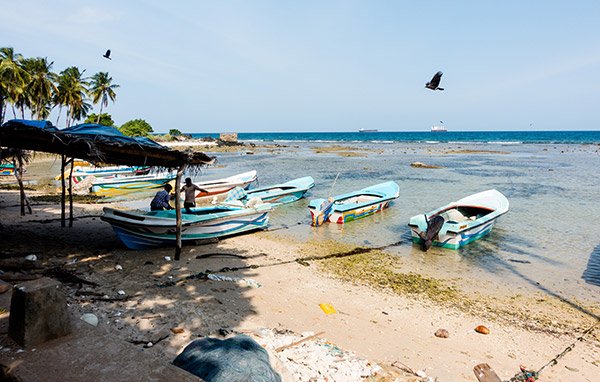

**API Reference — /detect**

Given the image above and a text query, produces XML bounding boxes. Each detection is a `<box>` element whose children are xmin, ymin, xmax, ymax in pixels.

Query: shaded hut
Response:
<box><xmin>0</xmin><ymin>119</ymin><xmax>215</xmax><ymax>259</ymax></box>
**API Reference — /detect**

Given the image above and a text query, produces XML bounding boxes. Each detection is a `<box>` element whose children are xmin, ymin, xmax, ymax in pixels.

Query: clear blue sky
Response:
<box><xmin>3</xmin><ymin>1</ymin><xmax>600</xmax><ymax>132</ymax></box>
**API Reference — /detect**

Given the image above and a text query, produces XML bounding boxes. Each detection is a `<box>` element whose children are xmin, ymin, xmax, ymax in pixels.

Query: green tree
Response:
<box><xmin>55</xmin><ymin>66</ymin><xmax>89</xmax><ymax>127</ymax></box>
<box><xmin>169</xmin><ymin>128</ymin><xmax>183</xmax><ymax>136</ymax></box>
<box><xmin>88</xmin><ymin>72</ymin><xmax>119</xmax><ymax>123</ymax></box>
<box><xmin>119</xmin><ymin>119</ymin><xmax>153</xmax><ymax>137</ymax></box>
<box><xmin>21</xmin><ymin>57</ymin><xmax>57</xmax><ymax>120</ymax></box>
<box><xmin>0</xmin><ymin>47</ymin><xmax>29</xmax><ymax>122</ymax></box>
<box><xmin>85</xmin><ymin>113</ymin><xmax>115</xmax><ymax>126</ymax></box>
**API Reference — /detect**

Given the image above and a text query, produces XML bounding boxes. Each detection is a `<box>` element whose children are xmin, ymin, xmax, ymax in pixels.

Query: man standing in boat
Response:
<box><xmin>150</xmin><ymin>184</ymin><xmax>174</xmax><ymax>211</ymax></box>
<box><xmin>181</xmin><ymin>177</ymin><xmax>207</xmax><ymax>213</ymax></box>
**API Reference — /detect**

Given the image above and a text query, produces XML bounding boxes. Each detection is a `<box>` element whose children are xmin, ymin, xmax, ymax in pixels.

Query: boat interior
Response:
<box><xmin>336</xmin><ymin>194</ymin><xmax>379</xmax><ymax>205</ymax></box>
<box><xmin>438</xmin><ymin>206</ymin><xmax>494</xmax><ymax>223</ymax></box>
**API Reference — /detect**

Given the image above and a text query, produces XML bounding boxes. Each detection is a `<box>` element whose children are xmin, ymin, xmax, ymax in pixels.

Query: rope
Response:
<box><xmin>507</xmin><ymin>320</ymin><xmax>599</xmax><ymax>381</ymax></box>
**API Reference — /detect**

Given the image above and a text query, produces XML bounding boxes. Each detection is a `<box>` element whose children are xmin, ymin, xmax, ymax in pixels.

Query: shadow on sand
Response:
<box><xmin>582</xmin><ymin>244</ymin><xmax>600</xmax><ymax>287</ymax></box>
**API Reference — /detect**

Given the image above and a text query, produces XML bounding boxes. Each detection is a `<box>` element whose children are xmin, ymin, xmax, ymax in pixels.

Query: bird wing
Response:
<box><xmin>430</xmin><ymin>71</ymin><xmax>443</xmax><ymax>87</ymax></box>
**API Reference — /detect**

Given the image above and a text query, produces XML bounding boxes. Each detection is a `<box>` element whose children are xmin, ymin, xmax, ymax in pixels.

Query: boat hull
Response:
<box><xmin>410</xmin><ymin>220</ymin><xmax>497</xmax><ymax>249</ymax></box>
<box><xmin>101</xmin><ymin>205</ymin><xmax>271</xmax><ymax>249</ymax></box>
<box><xmin>242</xmin><ymin>176</ymin><xmax>314</xmax><ymax>205</ymax></box>
<box><xmin>90</xmin><ymin>174</ymin><xmax>175</xmax><ymax>197</ymax></box>
<box><xmin>308</xmin><ymin>181</ymin><xmax>399</xmax><ymax>225</ymax></box>
<box><xmin>194</xmin><ymin>170</ymin><xmax>257</xmax><ymax>197</ymax></box>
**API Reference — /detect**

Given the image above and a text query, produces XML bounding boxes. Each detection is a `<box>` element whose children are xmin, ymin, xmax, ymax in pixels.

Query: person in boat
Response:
<box><xmin>150</xmin><ymin>184</ymin><xmax>174</xmax><ymax>211</ymax></box>
<box><xmin>181</xmin><ymin>177</ymin><xmax>207</xmax><ymax>213</ymax></box>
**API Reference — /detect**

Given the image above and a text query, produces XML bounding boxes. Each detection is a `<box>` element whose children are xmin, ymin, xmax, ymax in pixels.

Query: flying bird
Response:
<box><xmin>103</xmin><ymin>49</ymin><xmax>112</xmax><ymax>60</ymax></box>
<box><xmin>425</xmin><ymin>71</ymin><xmax>444</xmax><ymax>91</ymax></box>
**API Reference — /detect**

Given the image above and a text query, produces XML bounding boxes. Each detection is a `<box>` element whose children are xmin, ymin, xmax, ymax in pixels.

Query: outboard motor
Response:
<box><xmin>418</xmin><ymin>214</ymin><xmax>445</xmax><ymax>251</ymax></box>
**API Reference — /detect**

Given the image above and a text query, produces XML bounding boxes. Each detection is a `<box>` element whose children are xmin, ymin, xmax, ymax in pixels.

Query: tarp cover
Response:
<box><xmin>62</xmin><ymin>123</ymin><xmax>165</xmax><ymax>149</ymax></box>
<box><xmin>173</xmin><ymin>335</ymin><xmax>281</xmax><ymax>382</ymax></box>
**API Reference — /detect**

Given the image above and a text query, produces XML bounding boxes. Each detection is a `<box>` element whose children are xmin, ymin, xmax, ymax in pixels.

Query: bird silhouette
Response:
<box><xmin>103</xmin><ymin>49</ymin><xmax>112</xmax><ymax>60</ymax></box>
<box><xmin>425</xmin><ymin>71</ymin><xmax>444</xmax><ymax>91</ymax></box>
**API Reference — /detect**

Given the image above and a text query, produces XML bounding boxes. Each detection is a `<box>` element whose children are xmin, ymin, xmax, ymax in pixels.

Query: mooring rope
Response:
<box><xmin>507</xmin><ymin>320</ymin><xmax>599</xmax><ymax>381</ymax></box>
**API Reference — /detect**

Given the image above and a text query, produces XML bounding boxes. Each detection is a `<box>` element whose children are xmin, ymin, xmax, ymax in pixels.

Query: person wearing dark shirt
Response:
<box><xmin>150</xmin><ymin>184</ymin><xmax>174</xmax><ymax>211</ymax></box>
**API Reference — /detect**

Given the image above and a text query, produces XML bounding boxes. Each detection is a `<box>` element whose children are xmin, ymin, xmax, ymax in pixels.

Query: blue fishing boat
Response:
<box><xmin>90</xmin><ymin>173</ymin><xmax>176</xmax><ymax>197</ymax></box>
<box><xmin>408</xmin><ymin>189</ymin><xmax>509</xmax><ymax>250</ymax></box>
<box><xmin>232</xmin><ymin>176</ymin><xmax>314</xmax><ymax>205</ymax></box>
<box><xmin>0</xmin><ymin>163</ymin><xmax>15</xmax><ymax>176</ymax></box>
<box><xmin>308</xmin><ymin>181</ymin><xmax>399</xmax><ymax>225</ymax></box>
<box><xmin>101</xmin><ymin>203</ymin><xmax>273</xmax><ymax>250</ymax></box>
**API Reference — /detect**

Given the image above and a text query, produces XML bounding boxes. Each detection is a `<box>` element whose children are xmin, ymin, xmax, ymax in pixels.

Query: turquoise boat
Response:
<box><xmin>0</xmin><ymin>163</ymin><xmax>15</xmax><ymax>176</ymax></box>
<box><xmin>408</xmin><ymin>189</ymin><xmax>509</xmax><ymax>250</ymax></box>
<box><xmin>236</xmin><ymin>176</ymin><xmax>315</xmax><ymax>205</ymax></box>
<box><xmin>308</xmin><ymin>181</ymin><xmax>399</xmax><ymax>225</ymax></box>
<box><xmin>101</xmin><ymin>203</ymin><xmax>273</xmax><ymax>250</ymax></box>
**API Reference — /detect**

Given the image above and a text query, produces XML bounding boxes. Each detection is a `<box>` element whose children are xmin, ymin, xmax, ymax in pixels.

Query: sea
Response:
<box><xmin>187</xmin><ymin>130</ymin><xmax>600</xmax><ymax>304</ymax></box>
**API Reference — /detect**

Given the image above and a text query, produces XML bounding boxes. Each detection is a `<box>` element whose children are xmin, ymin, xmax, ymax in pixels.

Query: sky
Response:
<box><xmin>2</xmin><ymin>0</ymin><xmax>600</xmax><ymax>132</ymax></box>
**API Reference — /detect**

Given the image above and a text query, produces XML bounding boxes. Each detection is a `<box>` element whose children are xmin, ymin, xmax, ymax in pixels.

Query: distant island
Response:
<box><xmin>358</xmin><ymin>128</ymin><xmax>378</xmax><ymax>133</ymax></box>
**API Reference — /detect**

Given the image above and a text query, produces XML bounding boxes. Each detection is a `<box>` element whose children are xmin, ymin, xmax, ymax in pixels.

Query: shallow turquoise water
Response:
<box><xmin>202</xmin><ymin>141</ymin><xmax>600</xmax><ymax>303</ymax></box>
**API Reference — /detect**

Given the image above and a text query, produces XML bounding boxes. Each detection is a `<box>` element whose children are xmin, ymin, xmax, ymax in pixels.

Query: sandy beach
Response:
<box><xmin>0</xmin><ymin>146</ymin><xmax>598</xmax><ymax>381</ymax></box>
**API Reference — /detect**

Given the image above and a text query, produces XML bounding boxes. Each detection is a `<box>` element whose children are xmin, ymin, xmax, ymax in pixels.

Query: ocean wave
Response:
<box><xmin>425</xmin><ymin>141</ymin><xmax>440</xmax><ymax>144</ymax></box>
<box><xmin>490</xmin><ymin>141</ymin><xmax>522</xmax><ymax>145</ymax></box>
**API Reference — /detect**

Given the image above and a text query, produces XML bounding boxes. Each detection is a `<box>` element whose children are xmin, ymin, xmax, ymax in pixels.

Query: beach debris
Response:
<box><xmin>410</xmin><ymin>162</ymin><xmax>442</xmax><ymax>169</ymax></box>
<box><xmin>24</xmin><ymin>255</ymin><xmax>37</xmax><ymax>261</ymax></box>
<box><xmin>117</xmin><ymin>290</ymin><xmax>126</xmax><ymax>296</ymax></box>
<box><xmin>115</xmin><ymin>264</ymin><xmax>123</xmax><ymax>271</ymax></box>
<box><xmin>275</xmin><ymin>331</ymin><xmax>325</xmax><ymax>352</ymax></box>
<box><xmin>145</xmin><ymin>342</ymin><xmax>153</xmax><ymax>348</ymax></box>
<box><xmin>475</xmin><ymin>325</ymin><xmax>490</xmax><ymax>335</ymax></box>
<box><xmin>319</xmin><ymin>303</ymin><xmax>337</xmax><ymax>315</ymax></box>
<box><xmin>473</xmin><ymin>363</ymin><xmax>502</xmax><ymax>382</ymax></box>
<box><xmin>508</xmin><ymin>259</ymin><xmax>531</xmax><ymax>264</ymax></box>
<box><xmin>42</xmin><ymin>267</ymin><xmax>98</xmax><ymax>286</ymax></box>
<box><xmin>204</xmin><ymin>273</ymin><xmax>262</xmax><ymax>288</ymax></box>
<box><xmin>218</xmin><ymin>328</ymin><xmax>233</xmax><ymax>337</ymax></box>
<box><xmin>170</xmin><ymin>327</ymin><xmax>185</xmax><ymax>334</ymax></box>
<box><xmin>173</xmin><ymin>335</ymin><xmax>281</xmax><ymax>382</ymax></box>
<box><xmin>80</xmin><ymin>313</ymin><xmax>99</xmax><ymax>327</ymax></box>
<box><xmin>434</xmin><ymin>329</ymin><xmax>449</xmax><ymax>338</ymax></box>
<box><xmin>164</xmin><ymin>256</ymin><xmax>172</xmax><ymax>261</ymax></box>
<box><xmin>128</xmin><ymin>333</ymin><xmax>169</xmax><ymax>347</ymax></box>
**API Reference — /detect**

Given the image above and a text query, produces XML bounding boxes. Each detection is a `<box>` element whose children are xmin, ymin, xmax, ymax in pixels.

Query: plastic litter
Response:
<box><xmin>319</xmin><ymin>303</ymin><xmax>337</xmax><ymax>315</ymax></box>
<box><xmin>25</xmin><ymin>255</ymin><xmax>37</xmax><ymax>261</ymax></box>
<box><xmin>115</xmin><ymin>264</ymin><xmax>123</xmax><ymax>271</ymax></box>
<box><xmin>80</xmin><ymin>313</ymin><xmax>99</xmax><ymax>327</ymax></box>
<box><xmin>207</xmin><ymin>273</ymin><xmax>262</xmax><ymax>288</ymax></box>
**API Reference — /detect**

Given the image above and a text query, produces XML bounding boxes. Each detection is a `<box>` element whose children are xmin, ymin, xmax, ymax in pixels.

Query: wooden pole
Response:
<box><xmin>68</xmin><ymin>158</ymin><xmax>74</xmax><ymax>227</ymax></box>
<box><xmin>13</xmin><ymin>154</ymin><xmax>31</xmax><ymax>216</ymax></box>
<box><xmin>61</xmin><ymin>155</ymin><xmax>66</xmax><ymax>227</ymax></box>
<box><xmin>175</xmin><ymin>164</ymin><xmax>187</xmax><ymax>260</ymax></box>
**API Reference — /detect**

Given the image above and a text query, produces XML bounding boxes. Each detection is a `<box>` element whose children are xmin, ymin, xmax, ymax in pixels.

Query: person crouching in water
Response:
<box><xmin>181</xmin><ymin>177</ymin><xmax>207</xmax><ymax>213</ymax></box>
<box><xmin>150</xmin><ymin>184</ymin><xmax>174</xmax><ymax>211</ymax></box>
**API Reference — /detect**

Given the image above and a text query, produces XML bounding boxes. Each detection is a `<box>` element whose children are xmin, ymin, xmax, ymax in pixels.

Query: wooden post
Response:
<box><xmin>68</xmin><ymin>158</ymin><xmax>74</xmax><ymax>227</ymax></box>
<box><xmin>60</xmin><ymin>155</ymin><xmax>66</xmax><ymax>227</ymax></box>
<box><xmin>13</xmin><ymin>154</ymin><xmax>31</xmax><ymax>216</ymax></box>
<box><xmin>175</xmin><ymin>164</ymin><xmax>187</xmax><ymax>260</ymax></box>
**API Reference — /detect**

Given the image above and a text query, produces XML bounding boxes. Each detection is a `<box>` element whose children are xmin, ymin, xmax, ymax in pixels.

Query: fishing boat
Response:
<box><xmin>229</xmin><ymin>176</ymin><xmax>314</xmax><ymax>205</ymax></box>
<box><xmin>193</xmin><ymin>170</ymin><xmax>257</xmax><ymax>197</ymax></box>
<box><xmin>358</xmin><ymin>128</ymin><xmax>378</xmax><ymax>133</ymax></box>
<box><xmin>90</xmin><ymin>173</ymin><xmax>176</xmax><ymax>197</ymax></box>
<box><xmin>408</xmin><ymin>189</ymin><xmax>509</xmax><ymax>250</ymax></box>
<box><xmin>57</xmin><ymin>165</ymin><xmax>152</xmax><ymax>183</ymax></box>
<box><xmin>0</xmin><ymin>163</ymin><xmax>15</xmax><ymax>176</ymax></box>
<box><xmin>101</xmin><ymin>203</ymin><xmax>273</xmax><ymax>249</ymax></box>
<box><xmin>308</xmin><ymin>181</ymin><xmax>399</xmax><ymax>225</ymax></box>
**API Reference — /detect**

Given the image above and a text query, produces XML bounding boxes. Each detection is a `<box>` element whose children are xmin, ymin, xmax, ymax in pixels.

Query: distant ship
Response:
<box><xmin>431</xmin><ymin>122</ymin><xmax>447</xmax><ymax>132</ymax></box>
<box><xmin>358</xmin><ymin>128</ymin><xmax>378</xmax><ymax>133</ymax></box>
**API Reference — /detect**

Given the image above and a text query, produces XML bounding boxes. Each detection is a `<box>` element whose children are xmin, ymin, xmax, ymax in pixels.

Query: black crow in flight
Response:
<box><xmin>426</xmin><ymin>71</ymin><xmax>444</xmax><ymax>91</ymax></box>
<box><xmin>103</xmin><ymin>49</ymin><xmax>112</xmax><ymax>60</ymax></box>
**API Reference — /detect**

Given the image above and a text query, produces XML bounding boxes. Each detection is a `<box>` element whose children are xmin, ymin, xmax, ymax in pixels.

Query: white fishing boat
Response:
<box><xmin>408</xmin><ymin>189</ymin><xmax>509</xmax><ymax>250</ymax></box>
<box><xmin>193</xmin><ymin>170</ymin><xmax>257</xmax><ymax>197</ymax></box>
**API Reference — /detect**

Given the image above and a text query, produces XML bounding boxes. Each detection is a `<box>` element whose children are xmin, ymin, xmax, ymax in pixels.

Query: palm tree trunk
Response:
<box><xmin>13</xmin><ymin>155</ymin><xmax>32</xmax><ymax>216</ymax></box>
<box><xmin>97</xmin><ymin>102</ymin><xmax>104</xmax><ymax>123</ymax></box>
<box><xmin>56</xmin><ymin>105</ymin><xmax>62</xmax><ymax>126</ymax></box>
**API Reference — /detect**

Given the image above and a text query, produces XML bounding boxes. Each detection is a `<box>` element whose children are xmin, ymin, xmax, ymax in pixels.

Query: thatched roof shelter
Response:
<box><xmin>0</xmin><ymin>119</ymin><xmax>214</xmax><ymax>167</ymax></box>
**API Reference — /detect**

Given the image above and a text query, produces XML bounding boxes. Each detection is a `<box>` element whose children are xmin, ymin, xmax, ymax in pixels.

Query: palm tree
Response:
<box><xmin>21</xmin><ymin>57</ymin><xmax>57</xmax><ymax>120</ymax></box>
<box><xmin>0</xmin><ymin>47</ymin><xmax>29</xmax><ymax>122</ymax></box>
<box><xmin>55</xmin><ymin>66</ymin><xmax>88</xmax><ymax>127</ymax></box>
<box><xmin>88</xmin><ymin>72</ymin><xmax>119</xmax><ymax>123</ymax></box>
